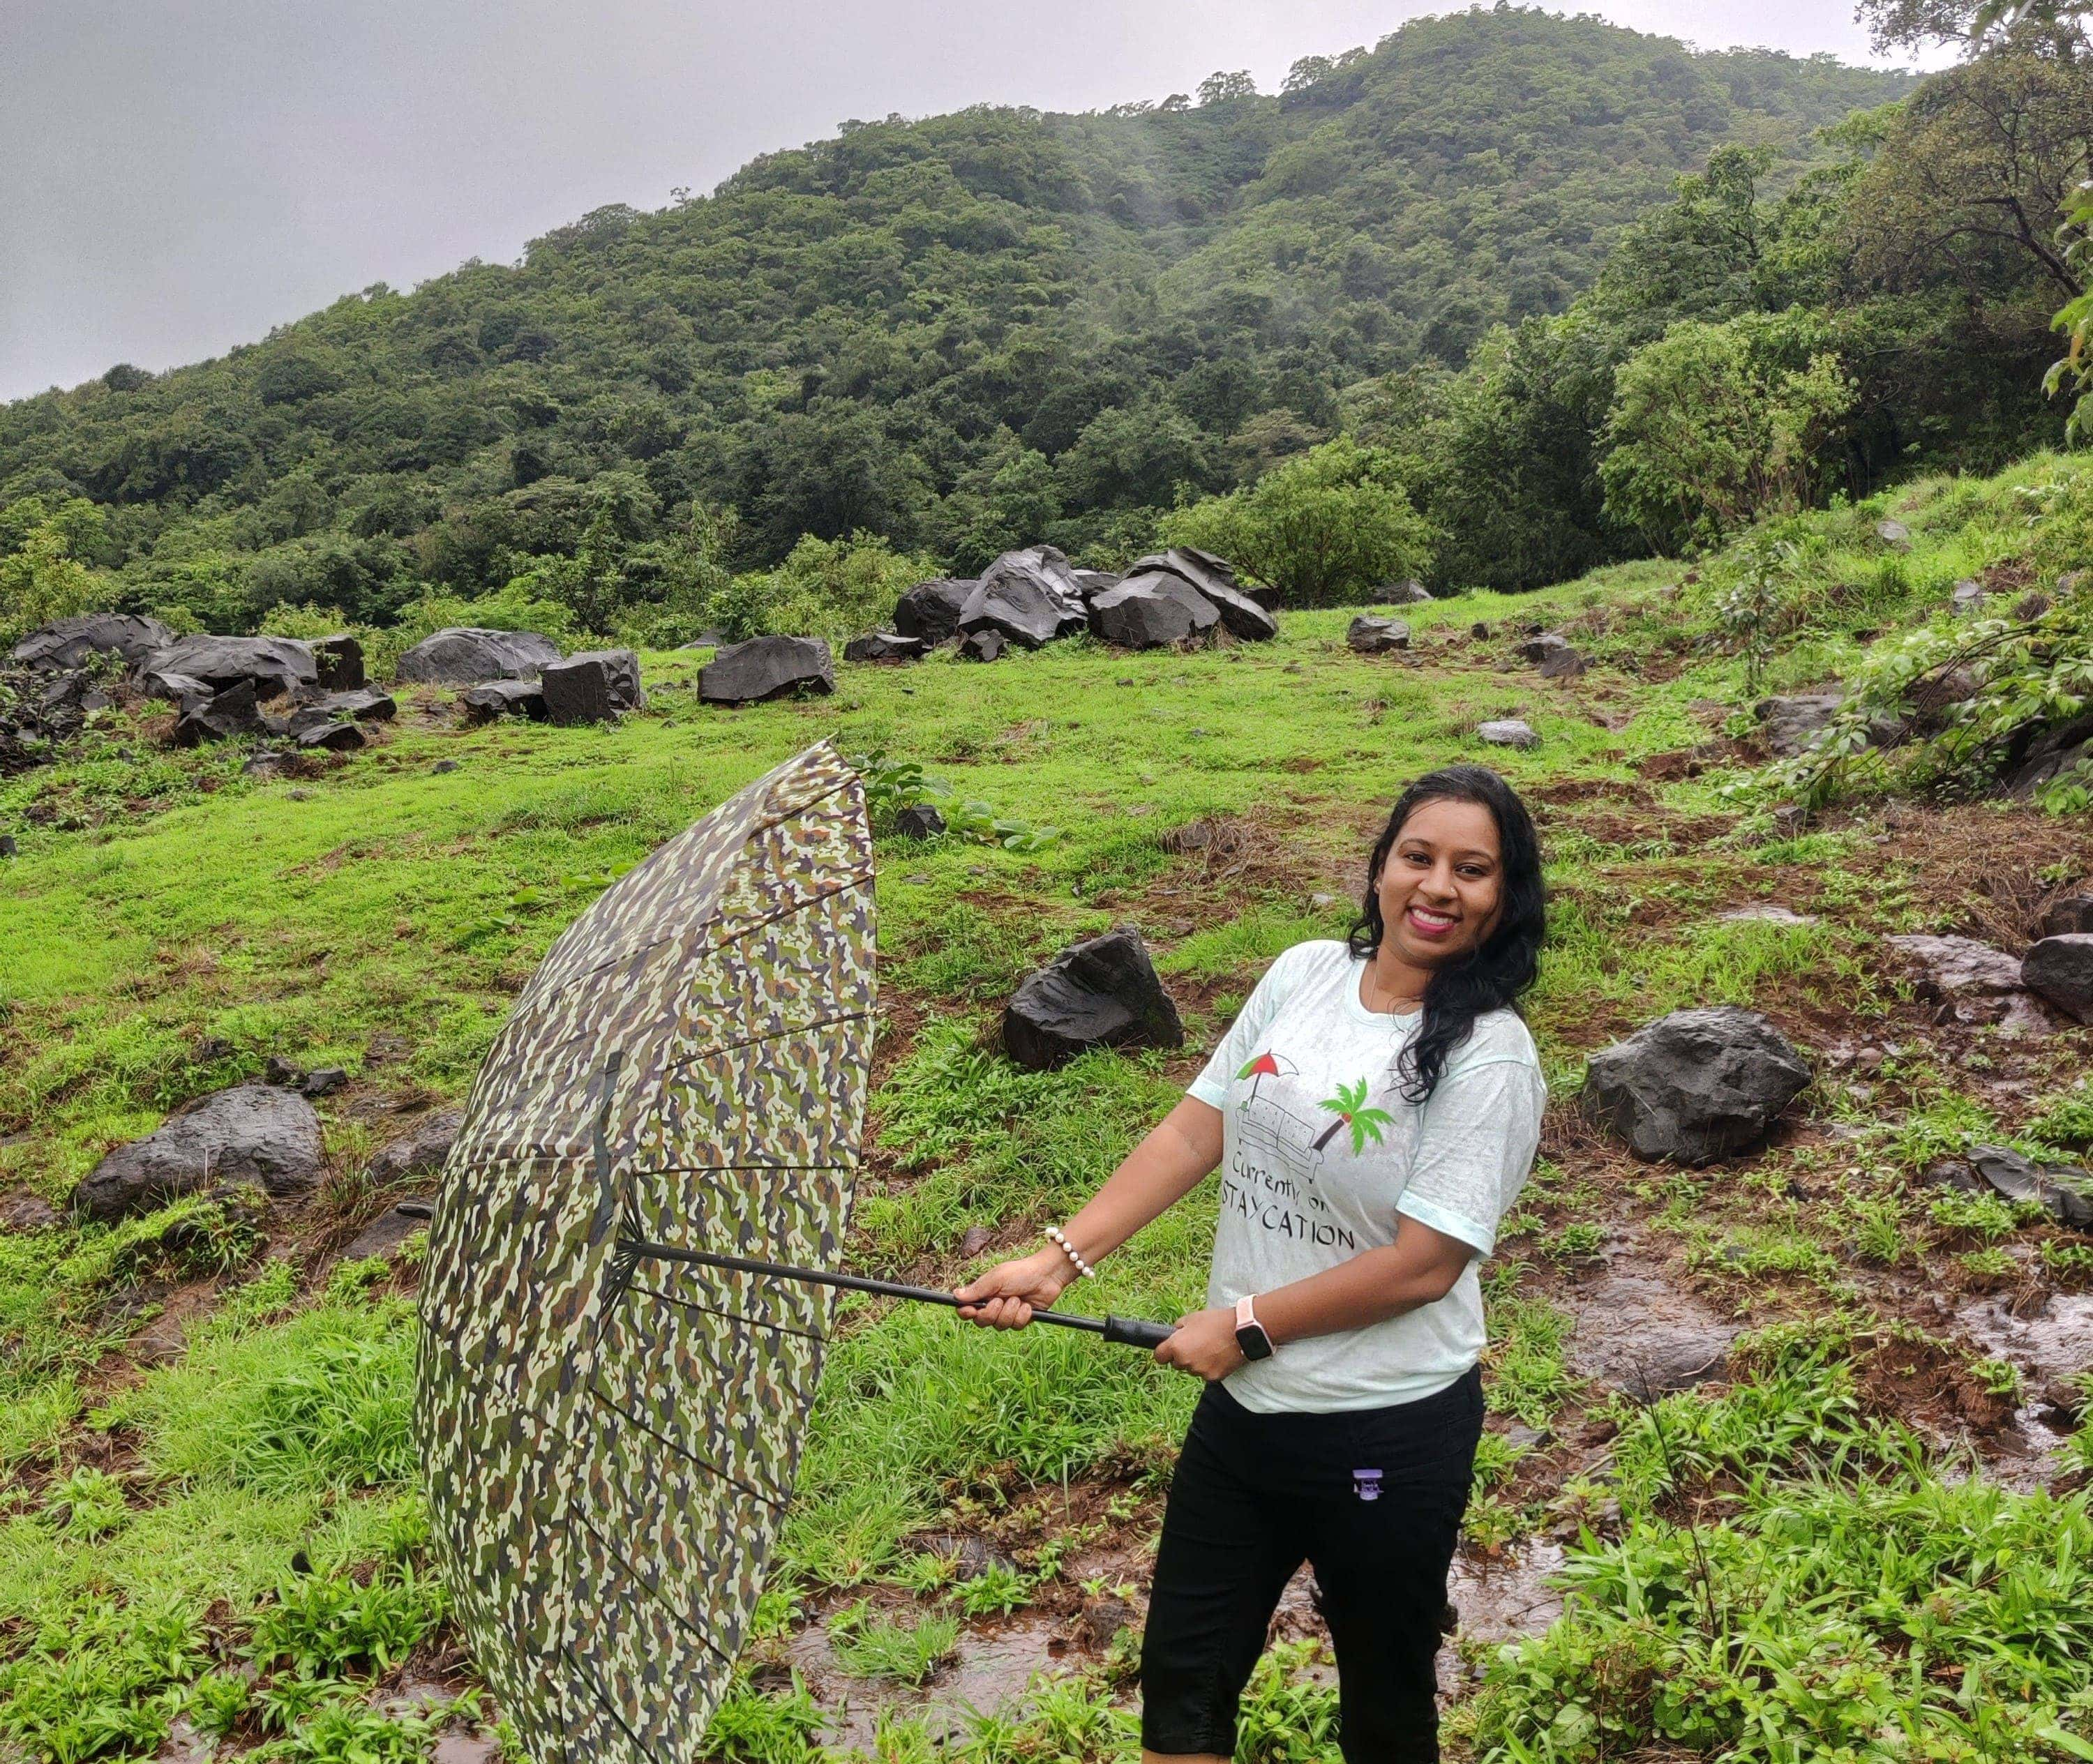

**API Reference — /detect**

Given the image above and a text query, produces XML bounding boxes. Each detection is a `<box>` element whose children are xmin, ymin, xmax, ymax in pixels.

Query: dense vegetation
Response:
<box><xmin>0</xmin><ymin>8</ymin><xmax>1933</xmax><ymax>643</ymax></box>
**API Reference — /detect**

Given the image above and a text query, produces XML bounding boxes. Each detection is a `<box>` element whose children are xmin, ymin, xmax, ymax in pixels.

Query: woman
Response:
<box><xmin>956</xmin><ymin>764</ymin><xmax>1546</xmax><ymax>1764</ymax></box>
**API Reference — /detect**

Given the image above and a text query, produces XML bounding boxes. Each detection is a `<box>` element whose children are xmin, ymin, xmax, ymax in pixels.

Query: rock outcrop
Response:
<box><xmin>1581</xmin><ymin>1007</ymin><xmax>1810</xmax><ymax>1165</ymax></box>
<box><xmin>73</xmin><ymin>1084</ymin><xmax>325</xmax><ymax>1221</ymax></box>
<box><xmin>542</xmin><ymin>649</ymin><xmax>643</xmax><ymax>725</ymax></box>
<box><xmin>396</xmin><ymin>628</ymin><xmax>562</xmax><ymax>686</ymax></box>
<box><xmin>698</xmin><ymin>636</ymin><xmax>834</xmax><ymax>704</ymax></box>
<box><xmin>1003</xmin><ymin>926</ymin><xmax>1185</xmax><ymax>1071</ymax></box>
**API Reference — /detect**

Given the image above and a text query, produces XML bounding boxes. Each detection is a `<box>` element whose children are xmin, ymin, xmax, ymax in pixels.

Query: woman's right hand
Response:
<box><xmin>953</xmin><ymin>1247</ymin><xmax>1074</xmax><ymax>1330</ymax></box>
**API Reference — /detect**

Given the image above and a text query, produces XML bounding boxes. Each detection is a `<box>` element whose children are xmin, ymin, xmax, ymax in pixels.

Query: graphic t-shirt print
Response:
<box><xmin>1222</xmin><ymin>1050</ymin><xmax>1395</xmax><ymax>1253</ymax></box>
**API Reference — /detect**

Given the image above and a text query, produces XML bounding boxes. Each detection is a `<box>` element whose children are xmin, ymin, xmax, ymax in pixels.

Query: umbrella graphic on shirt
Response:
<box><xmin>1235</xmin><ymin>1049</ymin><xmax>1296</xmax><ymax>1106</ymax></box>
<box><xmin>1314</xmin><ymin>1077</ymin><xmax>1395</xmax><ymax>1156</ymax></box>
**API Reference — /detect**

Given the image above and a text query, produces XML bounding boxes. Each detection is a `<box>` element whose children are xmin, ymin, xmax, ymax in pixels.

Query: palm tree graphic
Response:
<box><xmin>1313</xmin><ymin>1078</ymin><xmax>1394</xmax><ymax>1154</ymax></box>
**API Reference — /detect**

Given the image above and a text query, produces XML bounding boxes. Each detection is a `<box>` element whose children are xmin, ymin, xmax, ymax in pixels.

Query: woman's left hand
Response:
<box><xmin>1155</xmin><ymin>1306</ymin><xmax>1245</xmax><ymax>1380</ymax></box>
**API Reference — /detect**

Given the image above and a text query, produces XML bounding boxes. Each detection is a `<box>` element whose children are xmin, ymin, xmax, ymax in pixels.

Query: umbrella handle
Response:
<box><xmin>1100</xmin><ymin>1315</ymin><xmax>1176</xmax><ymax>1350</ymax></box>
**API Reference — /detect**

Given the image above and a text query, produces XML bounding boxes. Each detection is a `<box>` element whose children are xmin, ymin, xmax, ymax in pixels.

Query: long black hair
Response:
<box><xmin>1346</xmin><ymin>765</ymin><xmax>1545</xmax><ymax>1103</ymax></box>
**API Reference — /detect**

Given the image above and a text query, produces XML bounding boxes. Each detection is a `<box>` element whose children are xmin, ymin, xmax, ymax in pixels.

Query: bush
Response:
<box><xmin>1158</xmin><ymin>437</ymin><xmax>1434</xmax><ymax>605</ymax></box>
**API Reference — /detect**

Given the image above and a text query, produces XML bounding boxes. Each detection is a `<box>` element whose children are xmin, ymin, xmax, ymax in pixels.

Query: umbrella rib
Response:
<box><xmin>627</xmin><ymin>1279</ymin><xmax>827</xmax><ymax>1343</ymax></box>
<box><xmin>670</xmin><ymin>1006</ymin><xmax>873</xmax><ymax>1069</ymax></box>
<box><xmin>568</xmin><ymin>1506</ymin><xmax>740</xmax><ymax>1668</ymax></box>
<box><xmin>587</xmin><ymin>1382</ymin><xmax>793</xmax><ymax>1510</ymax></box>
<box><xmin>561</xmin><ymin>1641</ymin><xmax>668</xmax><ymax>1764</ymax></box>
<box><xmin>691</xmin><ymin>870</ymin><xmax>874</xmax><ymax>960</ymax></box>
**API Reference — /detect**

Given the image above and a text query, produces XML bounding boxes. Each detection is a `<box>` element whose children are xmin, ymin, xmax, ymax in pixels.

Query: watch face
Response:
<box><xmin>1235</xmin><ymin>1323</ymin><xmax>1273</xmax><ymax>1362</ymax></box>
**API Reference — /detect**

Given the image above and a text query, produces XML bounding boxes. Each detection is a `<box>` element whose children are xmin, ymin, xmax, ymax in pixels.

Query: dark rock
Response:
<box><xmin>340</xmin><ymin>1202</ymin><xmax>433</xmax><ymax>1262</ymax></box>
<box><xmin>1347</xmin><ymin>615</ymin><xmax>1411</xmax><ymax>654</ymax></box>
<box><xmin>149</xmin><ymin>633</ymin><xmax>316</xmax><ymax>699</ymax></box>
<box><xmin>1922</xmin><ymin>1157</ymin><xmax>1984</xmax><ymax>1194</ymax></box>
<box><xmin>0</xmin><ymin>1190</ymin><xmax>58</xmax><ymax>1230</ymax></box>
<box><xmin>2037</xmin><ymin>896</ymin><xmax>2093</xmax><ymax>939</ymax></box>
<box><xmin>297</xmin><ymin>721</ymin><xmax>366</xmax><ymax>752</ymax></box>
<box><xmin>0</xmin><ymin>835</ymin><xmax>15</xmax><ymax>859</ymax></box>
<box><xmin>308</xmin><ymin>687</ymin><xmax>395</xmax><ymax>725</ymax></box>
<box><xmin>960</xmin><ymin>628</ymin><xmax>1008</xmax><ymax>663</ymax></box>
<box><xmin>2023</xmin><ymin>934</ymin><xmax>2093</xmax><ymax>1022</ymax></box>
<box><xmin>1126</xmin><ymin>548</ymin><xmax>1277</xmax><ymax>641</ymax></box>
<box><xmin>894</xmin><ymin>805</ymin><xmax>947</xmax><ymax>840</ymax></box>
<box><xmin>2006</xmin><ymin>710</ymin><xmax>2093</xmax><ymax>798</ymax></box>
<box><xmin>1088</xmin><ymin>573</ymin><xmax>1220</xmax><ymax>649</ymax></box>
<box><xmin>843</xmin><ymin>631</ymin><xmax>929</xmax><ymax>663</ymax></box>
<box><xmin>129</xmin><ymin>1311</ymin><xmax>190</xmax><ymax>1367</ymax></box>
<box><xmin>959</xmin><ymin>1225</ymin><xmax>995</xmax><ymax>1258</ymax></box>
<box><xmin>1073</xmin><ymin>570</ymin><xmax>1123</xmax><ymax>598</ymax></box>
<box><xmin>1003</xmin><ymin>925</ymin><xmax>1185</xmax><ymax>1071</ymax></box>
<box><xmin>893</xmin><ymin>578</ymin><xmax>975</xmax><ymax>642</ymax></box>
<box><xmin>368</xmin><ymin>1108</ymin><xmax>464</xmax><ymax>1184</ymax></box>
<box><xmin>1967</xmin><ymin>1145</ymin><xmax>2093</xmax><ymax>1230</ymax></box>
<box><xmin>394</xmin><ymin>627</ymin><xmax>562</xmax><ymax>686</ymax></box>
<box><xmin>173</xmin><ymin>680</ymin><xmax>264</xmax><ymax>746</ymax></box>
<box><xmin>1580</xmin><ymin>1007</ymin><xmax>1811</xmax><ymax>1165</ymax></box>
<box><xmin>698</xmin><ymin>635</ymin><xmax>834</xmax><ymax>704</ymax></box>
<box><xmin>241</xmin><ymin>751</ymin><xmax>299</xmax><ymax>781</ymax></box>
<box><xmin>460</xmin><ymin>679</ymin><xmax>547</xmax><ymax>722</ymax></box>
<box><xmin>10</xmin><ymin>613</ymin><xmax>175</xmax><ymax>670</ymax></box>
<box><xmin>959</xmin><ymin>546</ymin><xmax>1090</xmax><ymax>647</ymax></box>
<box><xmin>140</xmin><ymin>668</ymin><xmax>214</xmax><ymax>709</ymax></box>
<box><xmin>1471</xmin><ymin>621</ymin><xmax>1490</xmax><ymax>640</ymax></box>
<box><xmin>1536</xmin><ymin>645</ymin><xmax>1586</xmax><ymax>680</ymax></box>
<box><xmin>310</xmin><ymin>634</ymin><xmax>365</xmax><ymax>691</ymax></box>
<box><xmin>38</xmin><ymin>671</ymin><xmax>91</xmax><ymax>715</ymax></box>
<box><xmin>1476</xmin><ymin>719</ymin><xmax>1539</xmax><ymax>749</ymax></box>
<box><xmin>1889</xmin><ymin>933</ymin><xmax>2050</xmax><ymax>1034</ymax></box>
<box><xmin>1380</xmin><ymin>580</ymin><xmax>1434</xmax><ymax>604</ymax></box>
<box><xmin>1076</xmin><ymin>1597</ymin><xmax>1136</xmax><ymax>1651</ymax></box>
<box><xmin>1756</xmin><ymin>693</ymin><xmax>1845</xmax><ymax>757</ymax></box>
<box><xmin>542</xmin><ymin>649</ymin><xmax>644</xmax><ymax>725</ymax></box>
<box><xmin>264</xmin><ymin>1055</ymin><xmax>302</xmax><ymax>1085</ymax></box>
<box><xmin>431</xmin><ymin>759</ymin><xmax>460</xmax><ymax>774</ymax></box>
<box><xmin>1517</xmin><ymin>632</ymin><xmax>1575</xmax><ymax>664</ymax></box>
<box><xmin>299</xmin><ymin>1067</ymin><xmax>347</xmax><ymax>1097</ymax></box>
<box><xmin>73</xmin><ymin>1084</ymin><xmax>324</xmax><ymax>1221</ymax></box>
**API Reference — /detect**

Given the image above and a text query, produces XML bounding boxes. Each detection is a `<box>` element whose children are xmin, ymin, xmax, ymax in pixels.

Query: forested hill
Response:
<box><xmin>0</xmin><ymin>8</ymin><xmax>1910</xmax><ymax>623</ymax></box>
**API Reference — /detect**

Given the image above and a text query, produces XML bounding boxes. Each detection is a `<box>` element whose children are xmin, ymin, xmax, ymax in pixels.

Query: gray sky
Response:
<box><xmin>0</xmin><ymin>2</ymin><xmax>1940</xmax><ymax>403</ymax></box>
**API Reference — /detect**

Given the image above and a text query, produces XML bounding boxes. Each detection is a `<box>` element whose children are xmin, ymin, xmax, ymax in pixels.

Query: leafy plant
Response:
<box><xmin>828</xmin><ymin>1608</ymin><xmax>959</xmax><ymax>1685</ymax></box>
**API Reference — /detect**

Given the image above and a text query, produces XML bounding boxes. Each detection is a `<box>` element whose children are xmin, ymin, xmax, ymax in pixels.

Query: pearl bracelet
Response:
<box><xmin>1044</xmin><ymin>1224</ymin><xmax>1097</xmax><ymax>1279</ymax></box>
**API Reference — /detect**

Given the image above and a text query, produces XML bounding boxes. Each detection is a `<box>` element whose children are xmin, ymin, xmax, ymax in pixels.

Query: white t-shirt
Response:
<box><xmin>1187</xmin><ymin>939</ymin><xmax>1545</xmax><ymax>1413</ymax></box>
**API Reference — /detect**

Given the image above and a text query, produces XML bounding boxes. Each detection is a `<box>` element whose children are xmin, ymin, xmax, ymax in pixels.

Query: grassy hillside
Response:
<box><xmin>0</xmin><ymin>8</ymin><xmax>1910</xmax><ymax>621</ymax></box>
<box><xmin>3</xmin><ymin>447</ymin><xmax>2092</xmax><ymax>1760</ymax></box>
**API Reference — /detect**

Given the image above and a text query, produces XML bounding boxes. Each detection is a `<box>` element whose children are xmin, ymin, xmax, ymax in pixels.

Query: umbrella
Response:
<box><xmin>415</xmin><ymin>740</ymin><xmax>1169</xmax><ymax>1764</ymax></box>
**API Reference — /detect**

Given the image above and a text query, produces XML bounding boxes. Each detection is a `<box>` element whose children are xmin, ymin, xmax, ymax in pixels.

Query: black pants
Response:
<box><xmin>1139</xmin><ymin>1368</ymin><xmax>1483</xmax><ymax>1762</ymax></box>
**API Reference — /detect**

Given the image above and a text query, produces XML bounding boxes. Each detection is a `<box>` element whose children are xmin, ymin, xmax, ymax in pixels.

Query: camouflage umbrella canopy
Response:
<box><xmin>414</xmin><ymin>740</ymin><xmax>878</xmax><ymax>1763</ymax></box>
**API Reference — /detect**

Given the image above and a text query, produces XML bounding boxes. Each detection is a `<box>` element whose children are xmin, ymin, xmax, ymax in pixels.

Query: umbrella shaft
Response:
<box><xmin>617</xmin><ymin>1238</ymin><xmax>1167</xmax><ymax>1342</ymax></box>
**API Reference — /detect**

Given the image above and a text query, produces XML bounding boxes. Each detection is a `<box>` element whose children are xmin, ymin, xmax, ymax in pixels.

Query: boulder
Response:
<box><xmin>2022</xmin><ymin>934</ymin><xmax>2093</xmax><ymax>1022</ymax></box>
<box><xmin>1536</xmin><ymin>645</ymin><xmax>1586</xmax><ymax>680</ymax></box>
<box><xmin>149</xmin><ymin>634</ymin><xmax>316</xmax><ymax>699</ymax></box>
<box><xmin>541</xmin><ymin>649</ymin><xmax>644</xmax><ymax>725</ymax></box>
<box><xmin>140</xmin><ymin>667</ymin><xmax>213</xmax><ymax>709</ymax></box>
<box><xmin>276</xmin><ymin>689</ymin><xmax>396</xmax><ymax>741</ymax></box>
<box><xmin>843</xmin><ymin>631</ymin><xmax>929</xmax><ymax>663</ymax></box>
<box><xmin>894</xmin><ymin>805</ymin><xmax>947</xmax><ymax>839</ymax></box>
<box><xmin>1378</xmin><ymin>580</ymin><xmax>1434</xmax><ymax>605</ymax></box>
<box><xmin>461</xmin><ymin>679</ymin><xmax>547</xmax><ymax>721</ymax></box>
<box><xmin>1949</xmin><ymin>579</ymin><xmax>1988</xmax><ymax>616</ymax></box>
<box><xmin>1073</xmin><ymin>570</ymin><xmax>1123</xmax><ymax>598</ymax></box>
<box><xmin>1518</xmin><ymin>632</ymin><xmax>1575</xmax><ymax>664</ymax></box>
<box><xmin>173</xmin><ymin>680</ymin><xmax>264</xmax><ymax>746</ymax></box>
<box><xmin>10</xmin><ymin>614</ymin><xmax>174</xmax><ymax>671</ymax></box>
<box><xmin>1476</xmin><ymin>719</ymin><xmax>1539</xmax><ymax>749</ymax></box>
<box><xmin>960</xmin><ymin>628</ymin><xmax>1008</xmax><ymax>663</ymax></box>
<box><xmin>1875</xmin><ymin>518</ymin><xmax>1912</xmax><ymax>548</ymax></box>
<box><xmin>1003</xmin><ymin>926</ymin><xmax>1185</xmax><ymax>1071</ymax></box>
<box><xmin>698</xmin><ymin>635</ymin><xmax>834</xmax><ymax>704</ymax></box>
<box><xmin>1347</xmin><ymin>615</ymin><xmax>1410</xmax><ymax>654</ymax></box>
<box><xmin>73</xmin><ymin>1084</ymin><xmax>324</xmax><ymax>1221</ymax></box>
<box><xmin>1888</xmin><ymin>933</ymin><xmax>2051</xmax><ymax>1034</ymax></box>
<box><xmin>368</xmin><ymin>1107</ymin><xmax>464</xmax><ymax>1184</ymax></box>
<box><xmin>340</xmin><ymin>1202</ymin><xmax>434</xmax><ymax>1262</ymax></box>
<box><xmin>1088</xmin><ymin>573</ymin><xmax>1220</xmax><ymax>649</ymax></box>
<box><xmin>1756</xmin><ymin>693</ymin><xmax>1845</xmax><ymax>757</ymax></box>
<box><xmin>297</xmin><ymin>721</ymin><xmax>365</xmax><ymax>752</ymax></box>
<box><xmin>959</xmin><ymin>547</ymin><xmax>1090</xmax><ymax>647</ymax></box>
<box><xmin>1967</xmin><ymin>1145</ymin><xmax>2093</xmax><ymax>1230</ymax></box>
<box><xmin>395</xmin><ymin>627</ymin><xmax>562</xmax><ymax>686</ymax></box>
<box><xmin>310</xmin><ymin>634</ymin><xmax>365</xmax><ymax>691</ymax></box>
<box><xmin>2037</xmin><ymin>896</ymin><xmax>2093</xmax><ymax>939</ymax></box>
<box><xmin>2006</xmin><ymin>710</ymin><xmax>2093</xmax><ymax>798</ymax></box>
<box><xmin>1580</xmin><ymin>1007</ymin><xmax>1811</xmax><ymax>1165</ymax></box>
<box><xmin>1125</xmin><ymin>548</ymin><xmax>1277</xmax><ymax>641</ymax></box>
<box><xmin>892</xmin><ymin>578</ymin><xmax>975</xmax><ymax>642</ymax></box>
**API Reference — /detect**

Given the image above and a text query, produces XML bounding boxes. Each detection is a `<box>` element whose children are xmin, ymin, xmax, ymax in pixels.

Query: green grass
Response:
<box><xmin>3</xmin><ymin>448</ymin><xmax>2093</xmax><ymax>1761</ymax></box>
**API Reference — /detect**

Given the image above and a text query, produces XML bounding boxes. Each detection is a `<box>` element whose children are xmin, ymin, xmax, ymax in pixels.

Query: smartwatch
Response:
<box><xmin>1233</xmin><ymin>1294</ymin><xmax>1275</xmax><ymax>1362</ymax></box>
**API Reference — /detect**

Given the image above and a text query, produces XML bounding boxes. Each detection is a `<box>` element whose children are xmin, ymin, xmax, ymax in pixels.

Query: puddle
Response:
<box><xmin>431</xmin><ymin>1735</ymin><xmax>501</xmax><ymax>1764</ymax></box>
<box><xmin>1953</xmin><ymin>1292</ymin><xmax>2093</xmax><ymax>1482</ymax></box>
<box><xmin>786</xmin><ymin>1615</ymin><xmax>1069</xmax><ymax>1754</ymax></box>
<box><xmin>1563</xmin><ymin>1263</ymin><xmax>1739</xmax><ymax>1400</ymax></box>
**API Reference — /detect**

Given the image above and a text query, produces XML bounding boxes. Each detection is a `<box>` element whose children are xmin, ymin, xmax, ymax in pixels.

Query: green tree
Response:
<box><xmin>1159</xmin><ymin>438</ymin><xmax>1434</xmax><ymax>605</ymax></box>
<box><xmin>1599</xmin><ymin>314</ymin><xmax>1857</xmax><ymax>552</ymax></box>
<box><xmin>0</xmin><ymin>498</ymin><xmax>108</xmax><ymax>646</ymax></box>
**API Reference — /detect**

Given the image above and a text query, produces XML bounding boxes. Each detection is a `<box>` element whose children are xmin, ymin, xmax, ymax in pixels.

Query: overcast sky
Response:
<box><xmin>0</xmin><ymin>2</ymin><xmax>1940</xmax><ymax>403</ymax></box>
